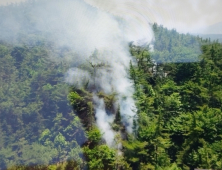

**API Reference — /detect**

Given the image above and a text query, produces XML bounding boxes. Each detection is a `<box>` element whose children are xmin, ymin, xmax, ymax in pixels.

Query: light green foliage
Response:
<box><xmin>68</xmin><ymin>92</ymin><xmax>83</xmax><ymax>105</ymax></box>
<box><xmin>48</xmin><ymin>165</ymin><xmax>57</xmax><ymax>170</ymax></box>
<box><xmin>54</xmin><ymin>133</ymin><xmax>67</xmax><ymax>147</ymax></box>
<box><xmin>86</xmin><ymin>127</ymin><xmax>102</xmax><ymax>144</ymax></box>
<box><xmin>83</xmin><ymin>145</ymin><xmax>116</xmax><ymax>170</ymax></box>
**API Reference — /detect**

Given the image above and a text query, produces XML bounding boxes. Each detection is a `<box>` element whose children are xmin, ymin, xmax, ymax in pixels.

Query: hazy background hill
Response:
<box><xmin>203</xmin><ymin>22</ymin><xmax>222</xmax><ymax>34</ymax></box>
<box><xmin>192</xmin><ymin>21</ymin><xmax>222</xmax><ymax>43</ymax></box>
<box><xmin>198</xmin><ymin>34</ymin><xmax>222</xmax><ymax>43</ymax></box>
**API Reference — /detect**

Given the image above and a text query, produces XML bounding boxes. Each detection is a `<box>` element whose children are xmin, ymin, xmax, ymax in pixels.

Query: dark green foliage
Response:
<box><xmin>0</xmin><ymin>42</ymin><xmax>85</xmax><ymax>169</ymax></box>
<box><xmin>86</xmin><ymin>127</ymin><xmax>103</xmax><ymax>145</ymax></box>
<box><xmin>125</xmin><ymin>25</ymin><xmax>222</xmax><ymax>169</ymax></box>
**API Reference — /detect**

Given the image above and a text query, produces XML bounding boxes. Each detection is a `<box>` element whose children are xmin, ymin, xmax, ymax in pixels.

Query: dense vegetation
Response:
<box><xmin>0</xmin><ymin>1</ymin><xmax>222</xmax><ymax>170</ymax></box>
<box><xmin>125</xmin><ymin>25</ymin><xmax>222</xmax><ymax>169</ymax></box>
<box><xmin>0</xmin><ymin>42</ymin><xmax>86</xmax><ymax>169</ymax></box>
<box><xmin>66</xmin><ymin>24</ymin><xmax>222</xmax><ymax>170</ymax></box>
<box><xmin>1</xmin><ymin>23</ymin><xmax>221</xmax><ymax>170</ymax></box>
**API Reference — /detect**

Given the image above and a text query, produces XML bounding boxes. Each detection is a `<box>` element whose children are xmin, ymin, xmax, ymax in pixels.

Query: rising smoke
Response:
<box><xmin>1</xmin><ymin>0</ymin><xmax>154</xmax><ymax>146</ymax></box>
<box><xmin>63</xmin><ymin>0</ymin><xmax>153</xmax><ymax>145</ymax></box>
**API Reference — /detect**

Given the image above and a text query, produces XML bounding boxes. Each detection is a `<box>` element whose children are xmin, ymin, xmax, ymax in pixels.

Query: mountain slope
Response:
<box><xmin>198</xmin><ymin>34</ymin><xmax>222</xmax><ymax>43</ymax></box>
<box><xmin>204</xmin><ymin>22</ymin><xmax>222</xmax><ymax>34</ymax></box>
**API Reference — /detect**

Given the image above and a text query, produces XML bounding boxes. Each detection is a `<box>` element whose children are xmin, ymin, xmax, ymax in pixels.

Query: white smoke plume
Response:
<box><xmin>1</xmin><ymin>0</ymin><xmax>153</xmax><ymax>145</ymax></box>
<box><xmin>65</xmin><ymin>68</ymin><xmax>91</xmax><ymax>88</ymax></box>
<box><xmin>93</xmin><ymin>95</ymin><xmax>115</xmax><ymax>146</ymax></box>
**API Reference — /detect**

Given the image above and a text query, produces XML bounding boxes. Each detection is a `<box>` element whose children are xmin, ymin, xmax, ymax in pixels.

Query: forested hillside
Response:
<box><xmin>1</xmin><ymin>23</ymin><xmax>221</xmax><ymax>170</ymax></box>
<box><xmin>0</xmin><ymin>1</ymin><xmax>222</xmax><ymax>170</ymax></box>
<box><xmin>0</xmin><ymin>42</ymin><xmax>86</xmax><ymax>169</ymax></box>
<box><xmin>66</xmin><ymin>24</ymin><xmax>222</xmax><ymax>170</ymax></box>
<box><xmin>125</xmin><ymin>25</ymin><xmax>222</xmax><ymax>169</ymax></box>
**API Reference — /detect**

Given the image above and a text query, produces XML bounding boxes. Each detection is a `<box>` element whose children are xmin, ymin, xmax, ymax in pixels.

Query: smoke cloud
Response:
<box><xmin>65</xmin><ymin>68</ymin><xmax>91</xmax><ymax>88</ymax></box>
<box><xmin>1</xmin><ymin>0</ymin><xmax>222</xmax><ymax>34</ymax></box>
<box><xmin>1</xmin><ymin>0</ymin><xmax>153</xmax><ymax>145</ymax></box>
<box><xmin>93</xmin><ymin>95</ymin><xmax>115</xmax><ymax>146</ymax></box>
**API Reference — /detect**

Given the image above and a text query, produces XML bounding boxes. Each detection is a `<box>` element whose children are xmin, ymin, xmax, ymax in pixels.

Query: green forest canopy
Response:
<box><xmin>0</xmin><ymin>2</ymin><xmax>222</xmax><ymax>170</ymax></box>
